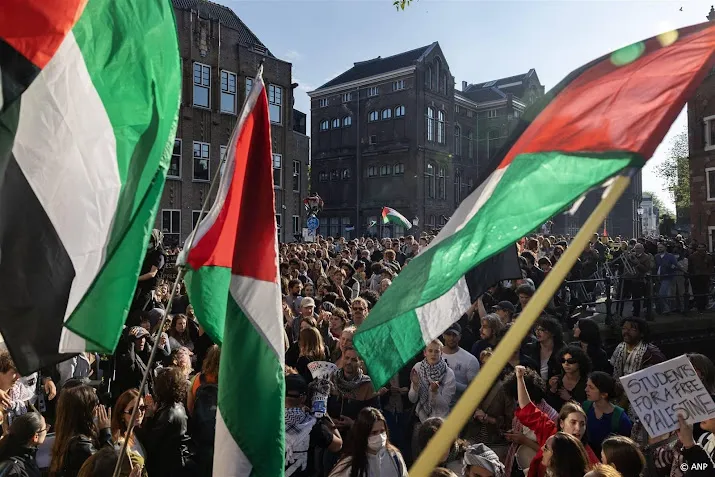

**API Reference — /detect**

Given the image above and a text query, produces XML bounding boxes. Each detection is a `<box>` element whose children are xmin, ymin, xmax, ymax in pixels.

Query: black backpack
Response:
<box><xmin>0</xmin><ymin>458</ymin><xmax>20</xmax><ymax>477</ymax></box>
<box><xmin>191</xmin><ymin>373</ymin><xmax>218</xmax><ymax>444</ymax></box>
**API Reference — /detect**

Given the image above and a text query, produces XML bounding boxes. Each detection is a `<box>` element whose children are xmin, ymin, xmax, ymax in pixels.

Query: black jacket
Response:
<box><xmin>0</xmin><ymin>440</ymin><xmax>41</xmax><ymax>477</ymax></box>
<box><xmin>57</xmin><ymin>428</ymin><xmax>113</xmax><ymax>477</ymax></box>
<box><xmin>524</xmin><ymin>342</ymin><xmax>565</xmax><ymax>381</ymax></box>
<box><xmin>139</xmin><ymin>402</ymin><xmax>197</xmax><ymax>477</ymax></box>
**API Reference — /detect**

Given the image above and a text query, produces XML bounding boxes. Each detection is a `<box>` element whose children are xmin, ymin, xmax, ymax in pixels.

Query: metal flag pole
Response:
<box><xmin>409</xmin><ymin>175</ymin><xmax>632</xmax><ymax>477</ymax></box>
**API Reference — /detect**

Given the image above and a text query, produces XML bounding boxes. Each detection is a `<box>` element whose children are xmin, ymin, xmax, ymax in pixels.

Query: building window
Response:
<box><xmin>330</xmin><ymin>169</ymin><xmax>340</xmax><ymax>181</ymax></box>
<box><xmin>394</xmin><ymin>105</ymin><xmax>405</xmax><ymax>117</ymax></box>
<box><xmin>380</xmin><ymin>164</ymin><xmax>393</xmax><ymax>176</ymax></box>
<box><xmin>426</xmin><ymin>107</ymin><xmax>435</xmax><ymax>142</ymax></box>
<box><xmin>318</xmin><ymin>98</ymin><xmax>328</xmax><ymax>108</ymax></box>
<box><xmin>343</xmin><ymin>116</ymin><xmax>352</xmax><ymax>127</ymax></box>
<box><xmin>392</xmin><ymin>80</ymin><xmax>405</xmax><ymax>91</ymax></box>
<box><xmin>394</xmin><ymin>163</ymin><xmax>405</xmax><ymax>175</ymax></box>
<box><xmin>467</xmin><ymin>110</ymin><xmax>474</xmax><ymax>118</ymax></box>
<box><xmin>441</xmin><ymin>73</ymin><xmax>448</xmax><ymax>94</ymax></box>
<box><xmin>192</xmin><ymin>141</ymin><xmax>210</xmax><ymax>181</ymax></box>
<box><xmin>319</xmin><ymin>171</ymin><xmax>328</xmax><ymax>182</ymax></box>
<box><xmin>273</xmin><ymin>153</ymin><xmax>282</xmax><ymax>188</ymax></box>
<box><xmin>434</xmin><ymin>58</ymin><xmax>441</xmax><ymax>92</ymax></box>
<box><xmin>426</xmin><ymin>66</ymin><xmax>432</xmax><ymax>89</ymax></box>
<box><xmin>161</xmin><ymin>210</ymin><xmax>180</xmax><ymax>244</ymax></box>
<box><xmin>707</xmin><ymin>167</ymin><xmax>715</xmax><ymax>201</ymax></box>
<box><xmin>367</xmin><ymin>165</ymin><xmax>378</xmax><ymax>177</ymax></box>
<box><xmin>246</xmin><ymin>77</ymin><xmax>254</xmax><ymax>95</ymax></box>
<box><xmin>292</xmin><ymin>160</ymin><xmax>301</xmax><ymax>192</ymax></box>
<box><xmin>275</xmin><ymin>214</ymin><xmax>282</xmax><ymax>241</ymax></box>
<box><xmin>438</xmin><ymin>166</ymin><xmax>446</xmax><ymax>199</ymax></box>
<box><xmin>467</xmin><ymin>178</ymin><xmax>474</xmax><ymax>192</ymax></box>
<box><xmin>467</xmin><ymin>131</ymin><xmax>474</xmax><ymax>159</ymax></box>
<box><xmin>368</xmin><ymin>111</ymin><xmax>378</xmax><ymax>122</ymax></box>
<box><xmin>455</xmin><ymin>105</ymin><xmax>460</xmax><ymax>113</ymax></box>
<box><xmin>329</xmin><ymin>217</ymin><xmax>339</xmax><ymax>238</ymax></box>
<box><xmin>454</xmin><ymin>171</ymin><xmax>462</xmax><ymax>205</ymax></box>
<box><xmin>454</xmin><ymin>125</ymin><xmax>461</xmax><ymax>155</ymax></box>
<box><xmin>369</xmin><ymin>135</ymin><xmax>377</xmax><ymax>145</ymax></box>
<box><xmin>220</xmin><ymin>70</ymin><xmax>237</xmax><ymax>114</ymax></box>
<box><xmin>268</xmin><ymin>84</ymin><xmax>282</xmax><ymax>124</ymax></box>
<box><xmin>342</xmin><ymin>92</ymin><xmax>352</xmax><ymax>102</ymax></box>
<box><xmin>192</xmin><ymin>210</ymin><xmax>208</xmax><ymax>230</ymax></box>
<box><xmin>704</xmin><ymin>115</ymin><xmax>715</xmax><ymax>151</ymax></box>
<box><xmin>331</xmin><ymin>118</ymin><xmax>340</xmax><ymax>129</ymax></box>
<box><xmin>168</xmin><ymin>139</ymin><xmax>181</xmax><ymax>178</ymax></box>
<box><xmin>342</xmin><ymin>168</ymin><xmax>351</xmax><ymax>180</ymax></box>
<box><xmin>192</xmin><ymin>62</ymin><xmax>210</xmax><ymax>108</ymax></box>
<box><xmin>437</xmin><ymin>110</ymin><xmax>445</xmax><ymax>144</ymax></box>
<box><xmin>292</xmin><ymin>215</ymin><xmax>300</xmax><ymax>236</ymax></box>
<box><xmin>368</xmin><ymin>86</ymin><xmax>379</xmax><ymax>97</ymax></box>
<box><xmin>319</xmin><ymin>119</ymin><xmax>329</xmax><ymax>131</ymax></box>
<box><xmin>220</xmin><ymin>145</ymin><xmax>227</xmax><ymax>176</ymax></box>
<box><xmin>381</xmin><ymin>108</ymin><xmax>392</xmax><ymax>120</ymax></box>
<box><xmin>487</xmin><ymin>109</ymin><xmax>498</xmax><ymax>118</ymax></box>
<box><xmin>426</xmin><ymin>163</ymin><xmax>435</xmax><ymax>198</ymax></box>
<box><xmin>429</xmin><ymin>215</ymin><xmax>436</xmax><ymax>227</ymax></box>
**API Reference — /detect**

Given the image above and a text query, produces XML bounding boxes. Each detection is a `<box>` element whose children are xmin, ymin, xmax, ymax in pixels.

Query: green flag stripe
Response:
<box><xmin>184</xmin><ymin>265</ymin><xmax>232</xmax><ymax>347</ymax></box>
<box><xmin>63</xmin><ymin>0</ymin><xmax>180</xmax><ymax>352</ymax></box>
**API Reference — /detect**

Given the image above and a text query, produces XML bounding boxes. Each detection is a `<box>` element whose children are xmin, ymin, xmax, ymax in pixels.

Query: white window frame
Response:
<box><xmin>192</xmin><ymin>210</ymin><xmax>208</xmax><ymax>230</ymax></box>
<box><xmin>467</xmin><ymin>110</ymin><xmax>474</xmax><ymax>118</ymax></box>
<box><xmin>425</xmin><ymin>163</ymin><xmax>435</xmax><ymax>198</ymax></box>
<box><xmin>292</xmin><ymin>215</ymin><xmax>300</xmax><ymax>236</ymax></box>
<box><xmin>394</xmin><ymin>105</ymin><xmax>405</xmax><ymax>117</ymax></box>
<box><xmin>319</xmin><ymin>119</ymin><xmax>329</xmax><ymax>131</ymax></box>
<box><xmin>454</xmin><ymin>125</ymin><xmax>461</xmax><ymax>155</ymax></box>
<box><xmin>704</xmin><ymin>115</ymin><xmax>715</xmax><ymax>151</ymax></box>
<box><xmin>394</xmin><ymin>163</ymin><xmax>405</xmax><ymax>175</ymax></box>
<box><xmin>192</xmin><ymin>62</ymin><xmax>211</xmax><ymax>109</ymax></box>
<box><xmin>168</xmin><ymin>138</ymin><xmax>181</xmax><ymax>179</ymax></box>
<box><xmin>268</xmin><ymin>84</ymin><xmax>283</xmax><ymax>124</ymax></box>
<box><xmin>368</xmin><ymin>111</ymin><xmax>378</xmax><ymax>122</ymax></box>
<box><xmin>487</xmin><ymin>109</ymin><xmax>498</xmax><ymax>118</ymax></box>
<box><xmin>707</xmin><ymin>167</ymin><xmax>715</xmax><ymax>201</ymax></box>
<box><xmin>426</xmin><ymin>107</ymin><xmax>435</xmax><ymax>142</ymax></box>
<box><xmin>342</xmin><ymin>92</ymin><xmax>352</xmax><ymax>103</ymax></box>
<box><xmin>220</xmin><ymin>70</ymin><xmax>237</xmax><ymax>114</ymax></box>
<box><xmin>318</xmin><ymin>98</ymin><xmax>328</xmax><ymax>108</ymax></box>
<box><xmin>381</xmin><ymin>108</ymin><xmax>392</xmax><ymax>120</ymax></box>
<box><xmin>192</xmin><ymin>141</ymin><xmax>210</xmax><ymax>182</ymax></box>
<box><xmin>438</xmin><ymin>166</ymin><xmax>446</xmax><ymax>199</ymax></box>
<box><xmin>293</xmin><ymin>160</ymin><xmax>301</xmax><ymax>192</ymax></box>
<box><xmin>343</xmin><ymin>116</ymin><xmax>352</xmax><ymax>127</ymax></box>
<box><xmin>276</xmin><ymin>214</ymin><xmax>282</xmax><ymax>241</ymax></box>
<box><xmin>161</xmin><ymin>209</ymin><xmax>181</xmax><ymax>242</ymax></box>
<box><xmin>437</xmin><ymin>110</ymin><xmax>445</xmax><ymax>144</ymax></box>
<box><xmin>392</xmin><ymin>80</ymin><xmax>405</xmax><ymax>91</ymax></box>
<box><xmin>367</xmin><ymin>166</ymin><xmax>378</xmax><ymax>177</ymax></box>
<box><xmin>368</xmin><ymin>86</ymin><xmax>379</xmax><ymax>97</ymax></box>
<box><xmin>220</xmin><ymin>145</ymin><xmax>227</xmax><ymax>177</ymax></box>
<box><xmin>273</xmin><ymin>153</ymin><xmax>282</xmax><ymax>189</ymax></box>
<box><xmin>331</xmin><ymin>118</ymin><xmax>340</xmax><ymax>129</ymax></box>
<box><xmin>380</xmin><ymin>164</ymin><xmax>393</xmax><ymax>176</ymax></box>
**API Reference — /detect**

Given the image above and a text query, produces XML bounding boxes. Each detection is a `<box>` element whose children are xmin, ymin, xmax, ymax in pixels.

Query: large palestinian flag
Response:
<box><xmin>0</xmin><ymin>0</ymin><xmax>180</xmax><ymax>374</ymax></box>
<box><xmin>354</xmin><ymin>22</ymin><xmax>715</xmax><ymax>387</ymax></box>
<box><xmin>181</xmin><ymin>72</ymin><xmax>285</xmax><ymax>477</ymax></box>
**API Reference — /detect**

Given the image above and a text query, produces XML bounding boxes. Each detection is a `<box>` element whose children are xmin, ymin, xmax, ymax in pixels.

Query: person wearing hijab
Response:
<box><xmin>462</xmin><ymin>443</ymin><xmax>506</xmax><ymax>477</ymax></box>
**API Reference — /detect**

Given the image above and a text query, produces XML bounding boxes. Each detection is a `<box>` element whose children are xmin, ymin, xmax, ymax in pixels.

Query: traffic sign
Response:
<box><xmin>307</xmin><ymin>215</ymin><xmax>319</xmax><ymax>231</ymax></box>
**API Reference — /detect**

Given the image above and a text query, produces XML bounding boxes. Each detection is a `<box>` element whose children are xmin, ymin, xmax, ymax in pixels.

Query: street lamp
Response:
<box><xmin>637</xmin><ymin>206</ymin><xmax>644</xmax><ymax>237</ymax></box>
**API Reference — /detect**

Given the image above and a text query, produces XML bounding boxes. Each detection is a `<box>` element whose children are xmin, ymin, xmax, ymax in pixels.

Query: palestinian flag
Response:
<box><xmin>0</xmin><ymin>0</ymin><xmax>180</xmax><ymax>374</ymax></box>
<box><xmin>382</xmin><ymin>206</ymin><xmax>411</xmax><ymax>228</ymax></box>
<box><xmin>354</xmin><ymin>21</ymin><xmax>715</xmax><ymax>387</ymax></box>
<box><xmin>181</xmin><ymin>72</ymin><xmax>284</xmax><ymax>477</ymax></box>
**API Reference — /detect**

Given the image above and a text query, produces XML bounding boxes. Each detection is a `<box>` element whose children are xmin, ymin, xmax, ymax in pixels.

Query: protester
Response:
<box><xmin>462</xmin><ymin>442</ymin><xmax>506</xmax><ymax>477</ymax></box>
<box><xmin>541</xmin><ymin>432</ymin><xmax>591</xmax><ymax>477</ymax></box>
<box><xmin>546</xmin><ymin>345</ymin><xmax>590</xmax><ymax>411</ymax></box>
<box><xmin>416</xmin><ymin>417</ymin><xmax>467</xmax><ymax>474</ymax></box>
<box><xmin>525</xmin><ymin>317</ymin><xmax>565</xmax><ymax>381</ymax></box>
<box><xmin>0</xmin><ymin>412</ymin><xmax>47</xmax><ymax>477</ymax></box>
<box><xmin>571</xmin><ymin>318</ymin><xmax>612</xmax><ymax>373</ymax></box>
<box><xmin>441</xmin><ymin>323</ymin><xmax>479</xmax><ymax>405</ymax></box>
<box><xmin>600</xmin><ymin>435</ymin><xmax>645</xmax><ymax>477</ymax></box>
<box><xmin>582</xmin><ymin>372</ymin><xmax>631</xmax><ymax>456</ymax></box>
<box><xmin>110</xmin><ymin>389</ymin><xmax>147</xmax><ymax>476</ymax></box>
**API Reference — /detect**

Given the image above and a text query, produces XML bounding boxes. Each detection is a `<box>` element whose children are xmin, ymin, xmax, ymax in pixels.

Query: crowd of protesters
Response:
<box><xmin>0</xmin><ymin>230</ymin><xmax>714</xmax><ymax>477</ymax></box>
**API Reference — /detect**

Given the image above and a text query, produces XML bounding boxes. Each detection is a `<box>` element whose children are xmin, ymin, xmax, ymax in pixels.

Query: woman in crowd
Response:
<box><xmin>470</xmin><ymin>314</ymin><xmax>504</xmax><ymax>360</ymax></box>
<box><xmin>170</xmin><ymin>347</ymin><xmax>193</xmax><ymax>381</ymax></box>
<box><xmin>572</xmin><ymin>318</ymin><xmax>612</xmax><ymax>373</ymax></box>
<box><xmin>110</xmin><ymin>389</ymin><xmax>148</xmax><ymax>476</ymax></box>
<box><xmin>408</xmin><ymin>340</ymin><xmax>456</xmax><ymax>424</ymax></box>
<box><xmin>167</xmin><ymin>315</ymin><xmax>195</xmax><ymax>361</ymax></box>
<box><xmin>461</xmin><ymin>443</ymin><xmax>506</xmax><ymax>477</ymax></box>
<box><xmin>546</xmin><ymin>345</ymin><xmax>590</xmax><ymax>411</ymax></box>
<box><xmin>585</xmin><ymin>463</ymin><xmax>624</xmax><ymax>477</ymax></box>
<box><xmin>141</xmin><ymin>367</ymin><xmax>196</xmax><ymax>477</ymax></box>
<box><xmin>600</xmin><ymin>436</ymin><xmax>645</xmax><ymax>477</ymax></box>
<box><xmin>76</xmin><ymin>447</ymin><xmax>139</xmax><ymax>477</ymax></box>
<box><xmin>416</xmin><ymin>417</ymin><xmax>468</xmax><ymax>473</ymax></box>
<box><xmin>328</xmin><ymin>407</ymin><xmax>408</xmax><ymax>477</ymax></box>
<box><xmin>50</xmin><ymin>385</ymin><xmax>113</xmax><ymax>477</ymax></box>
<box><xmin>512</xmin><ymin>365</ymin><xmax>599</xmax><ymax>477</ymax></box>
<box><xmin>333</xmin><ymin>326</ymin><xmax>356</xmax><ymax>367</ymax></box>
<box><xmin>0</xmin><ymin>412</ymin><xmax>47</xmax><ymax>477</ymax></box>
<box><xmin>582</xmin><ymin>372</ymin><xmax>632</xmax><ymax>456</ymax></box>
<box><xmin>541</xmin><ymin>432</ymin><xmax>591</xmax><ymax>477</ymax></box>
<box><xmin>294</xmin><ymin>327</ymin><xmax>328</xmax><ymax>383</ymax></box>
<box><xmin>187</xmin><ymin>344</ymin><xmax>220</xmax><ymax>415</ymax></box>
<box><xmin>525</xmin><ymin>317</ymin><xmax>565</xmax><ymax>381</ymax></box>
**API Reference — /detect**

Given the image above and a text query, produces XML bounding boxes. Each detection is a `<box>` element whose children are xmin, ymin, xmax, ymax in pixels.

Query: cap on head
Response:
<box><xmin>492</xmin><ymin>301</ymin><xmax>516</xmax><ymax>313</ymax></box>
<box><xmin>444</xmin><ymin>322</ymin><xmax>462</xmax><ymax>336</ymax></box>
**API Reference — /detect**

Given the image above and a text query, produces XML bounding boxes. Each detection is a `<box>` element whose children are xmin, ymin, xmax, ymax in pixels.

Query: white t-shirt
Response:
<box><xmin>443</xmin><ymin>347</ymin><xmax>480</xmax><ymax>403</ymax></box>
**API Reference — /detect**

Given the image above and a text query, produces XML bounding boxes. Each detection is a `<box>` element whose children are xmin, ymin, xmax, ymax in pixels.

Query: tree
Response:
<box><xmin>654</xmin><ymin>127</ymin><xmax>690</xmax><ymax>211</ymax></box>
<box><xmin>644</xmin><ymin>191</ymin><xmax>674</xmax><ymax>218</ymax></box>
<box><xmin>659</xmin><ymin>212</ymin><xmax>676</xmax><ymax>236</ymax></box>
<box><xmin>393</xmin><ymin>0</ymin><xmax>413</xmax><ymax>10</ymax></box>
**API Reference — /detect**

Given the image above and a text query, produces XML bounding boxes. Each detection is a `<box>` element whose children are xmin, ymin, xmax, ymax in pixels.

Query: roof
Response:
<box><xmin>171</xmin><ymin>0</ymin><xmax>274</xmax><ymax>57</ymax></box>
<box><xmin>317</xmin><ymin>43</ymin><xmax>437</xmax><ymax>90</ymax></box>
<box><xmin>464</xmin><ymin>69</ymin><xmax>538</xmax><ymax>100</ymax></box>
<box><xmin>462</xmin><ymin>87</ymin><xmax>506</xmax><ymax>103</ymax></box>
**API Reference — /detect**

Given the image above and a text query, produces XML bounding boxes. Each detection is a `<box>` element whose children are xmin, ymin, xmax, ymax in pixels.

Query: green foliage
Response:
<box><xmin>393</xmin><ymin>0</ymin><xmax>413</xmax><ymax>10</ymax></box>
<box><xmin>654</xmin><ymin>128</ymin><xmax>690</xmax><ymax>211</ymax></box>
<box><xmin>644</xmin><ymin>191</ymin><xmax>673</xmax><ymax>217</ymax></box>
<box><xmin>659</xmin><ymin>212</ymin><xmax>676</xmax><ymax>236</ymax></box>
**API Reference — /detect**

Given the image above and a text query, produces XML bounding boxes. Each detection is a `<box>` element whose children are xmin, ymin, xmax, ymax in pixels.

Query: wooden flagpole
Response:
<box><xmin>409</xmin><ymin>175</ymin><xmax>632</xmax><ymax>477</ymax></box>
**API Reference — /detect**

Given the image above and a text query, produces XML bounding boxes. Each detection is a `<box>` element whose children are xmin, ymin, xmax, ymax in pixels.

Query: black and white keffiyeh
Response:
<box><xmin>416</xmin><ymin>358</ymin><xmax>448</xmax><ymax>417</ymax></box>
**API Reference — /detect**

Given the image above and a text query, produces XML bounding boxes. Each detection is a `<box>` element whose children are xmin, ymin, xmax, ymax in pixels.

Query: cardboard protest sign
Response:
<box><xmin>619</xmin><ymin>355</ymin><xmax>715</xmax><ymax>437</ymax></box>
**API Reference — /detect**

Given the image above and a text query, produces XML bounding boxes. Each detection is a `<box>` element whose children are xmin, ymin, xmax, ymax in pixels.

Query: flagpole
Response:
<box><xmin>409</xmin><ymin>175</ymin><xmax>632</xmax><ymax>477</ymax></box>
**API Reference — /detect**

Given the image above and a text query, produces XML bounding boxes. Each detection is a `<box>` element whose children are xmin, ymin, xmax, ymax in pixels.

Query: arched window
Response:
<box><xmin>319</xmin><ymin>119</ymin><xmax>329</xmax><ymax>131</ymax></box>
<box><xmin>394</xmin><ymin>105</ymin><xmax>405</xmax><ymax>117</ymax></box>
<box><xmin>437</xmin><ymin>110</ymin><xmax>445</xmax><ymax>144</ymax></box>
<box><xmin>368</xmin><ymin>111</ymin><xmax>378</xmax><ymax>122</ymax></box>
<box><xmin>467</xmin><ymin>131</ymin><xmax>474</xmax><ymax>159</ymax></box>
<box><xmin>441</xmin><ymin>72</ymin><xmax>448</xmax><ymax>94</ymax></box>
<box><xmin>426</xmin><ymin>107</ymin><xmax>435</xmax><ymax>142</ymax></box>
<box><xmin>381</xmin><ymin>108</ymin><xmax>392</xmax><ymax>120</ymax></box>
<box><xmin>394</xmin><ymin>163</ymin><xmax>405</xmax><ymax>174</ymax></box>
<box><xmin>425</xmin><ymin>163</ymin><xmax>435</xmax><ymax>198</ymax></box>
<box><xmin>454</xmin><ymin>125</ymin><xmax>461</xmax><ymax>155</ymax></box>
<box><xmin>433</xmin><ymin>58</ymin><xmax>441</xmax><ymax>91</ymax></box>
<box><xmin>426</xmin><ymin>66</ymin><xmax>432</xmax><ymax>89</ymax></box>
<box><xmin>437</xmin><ymin>166</ymin><xmax>446</xmax><ymax>199</ymax></box>
<box><xmin>331</xmin><ymin>118</ymin><xmax>340</xmax><ymax>129</ymax></box>
<box><xmin>454</xmin><ymin>171</ymin><xmax>462</xmax><ymax>205</ymax></box>
<box><xmin>343</xmin><ymin>116</ymin><xmax>352</xmax><ymax>127</ymax></box>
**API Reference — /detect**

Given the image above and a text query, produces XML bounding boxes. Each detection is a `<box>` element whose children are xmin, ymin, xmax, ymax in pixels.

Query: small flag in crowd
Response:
<box><xmin>0</xmin><ymin>0</ymin><xmax>180</xmax><ymax>373</ymax></box>
<box><xmin>181</xmin><ymin>71</ymin><xmax>285</xmax><ymax>477</ymax></box>
<box><xmin>382</xmin><ymin>206</ymin><xmax>412</xmax><ymax>229</ymax></box>
<box><xmin>354</xmin><ymin>21</ymin><xmax>715</xmax><ymax>387</ymax></box>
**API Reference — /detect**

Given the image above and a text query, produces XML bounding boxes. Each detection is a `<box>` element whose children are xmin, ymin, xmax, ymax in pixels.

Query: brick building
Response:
<box><xmin>308</xmin><ymin>42</ymin><xmax>542</xmax><ymax>238</ymax></box>
<box><xmin>159</xmin><ymin>0</ymin><xmax>309</xmax><ymax>246</ymax></box>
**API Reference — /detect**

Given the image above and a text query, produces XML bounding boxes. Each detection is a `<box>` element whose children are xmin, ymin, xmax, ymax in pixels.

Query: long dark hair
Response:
<box><xmin>576</xmin><ymin>318</ymin><xmax>602</xmax><ymax>349</ymax></box>
<box><xmin>333</xmin><ymin>407</ymin><xmax>397</xmax><ymax>477</ymax></box>
<box><xmin>547</xmin><ymin>432</ymin><xmax>590</xmax><ymax>477</ymax></box>
<box><xmin>111</xmin><ymin>389</ymin><xmax>140</xmax><ymax>447</ymax></box>
<box><xmin>559</xmin><ymin>345</ymin><xmax>591</xmax><ymax>377</ymax></box>
<box><xmin>601</xmin><ymin>435</ymin><xmax>645</xmax><ymax>477</ymax></box>
<box><xmin>503</xmin><ymin>368</ymin><xmax>547</xmax><ymax>403</ymax></box>
<box><xmin>50</xmin><ymin>385</ymin><xmax>100</xmax><ymax>476</ymax></box>
<box><xmin>588</xmin><ymin>371</ymin><xmax>623</xmax><ymax>400</ymax></box>
<box><xmin>0</xmin><ymin>412</ymin><xmax>44</xmax><ymax>456</ymax></box>
<box><xmin>688</xmin><ymin>353</ymin><xmax>715</xmax><ymax>394</ymax></box>
<box><xmin>154</xmin><ymin>366</ymin><xmax>187</xmax><ymax>406</ymax></box>
<box><xmin>537</xmin><ymin>316</ymin><xmax>564</xmax><ymax>349</ymax></box>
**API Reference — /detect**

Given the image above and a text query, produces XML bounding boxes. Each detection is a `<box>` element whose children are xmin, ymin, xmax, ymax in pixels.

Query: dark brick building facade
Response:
<box><xmin>159</xmin><ymin>0</ymin><xmax>309</xmax><ymax>246</ymax></box>
<box><xmin>309</xmin><ymin>43</ymin><xmax>543</xmax><ymax>238</ymax></box>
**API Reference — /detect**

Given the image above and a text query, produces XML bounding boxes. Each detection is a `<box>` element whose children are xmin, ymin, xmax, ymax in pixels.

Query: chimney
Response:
<box><xmin>709</xmin><ymin>5</ymin><xmax>715</xmax><ymax>21</ymax></box>
<box><xmin>461</xmin><ymin>81</ymin><xmax>468</xmax><ymax>91</ymax></box>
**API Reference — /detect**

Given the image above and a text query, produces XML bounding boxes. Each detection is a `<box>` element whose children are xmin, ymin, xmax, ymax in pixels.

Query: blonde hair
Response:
<box><xmin>299</xmin><ymin>327</ymin><xmax>326</xmax><ymax>361</ymax></box>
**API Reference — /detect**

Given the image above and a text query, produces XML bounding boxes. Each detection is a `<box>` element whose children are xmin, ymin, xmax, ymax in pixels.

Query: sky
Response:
<box><xmin>221</xmin><ymin>0</ymin><xmax>712</xmax><ymax>212</ymax></box>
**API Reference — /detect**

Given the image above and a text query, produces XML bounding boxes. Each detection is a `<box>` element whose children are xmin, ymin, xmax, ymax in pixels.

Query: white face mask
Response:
<box><xmin>367</xmin><ymin>432</ymin><xmax>387</xmax><ymax>451</ymax></box>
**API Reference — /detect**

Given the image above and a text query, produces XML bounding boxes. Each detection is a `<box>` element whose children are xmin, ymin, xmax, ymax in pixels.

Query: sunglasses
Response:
<box><xmin>561</xmin><ymin>357</ymin><xmax>578</xmax><ymax>364</ymax></box>
<box><xmin>123</xmin><ymin>405</ymin><xmax>147</xmax><ymax>414</ymax></box>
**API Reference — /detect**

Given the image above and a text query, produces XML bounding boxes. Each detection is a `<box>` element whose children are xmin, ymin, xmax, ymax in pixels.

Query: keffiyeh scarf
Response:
<box><xmin>331</xmin><ymin>368</ymin><xmax>372</xmax><ymax>399</ymax></box>
<box><xmin>416</xmin><ymin>358</ymin><xmax>448</xmax><ymax>418</ymax></box>
<box><xmin>611</xmin><ymin>341</ymin><xmax>648</xmax><ymax>379</ymax></box>
<box><xmin>463</xmin><ymin>443</ymin><xmax>505</xmax><ymax>477</ymax></box>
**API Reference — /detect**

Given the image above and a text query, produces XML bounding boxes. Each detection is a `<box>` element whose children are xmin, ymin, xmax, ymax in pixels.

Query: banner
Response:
<box><xmin>620</xmin><ymin>355</ymin><xmax>715</xmax><ymax>437</ymax></box>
